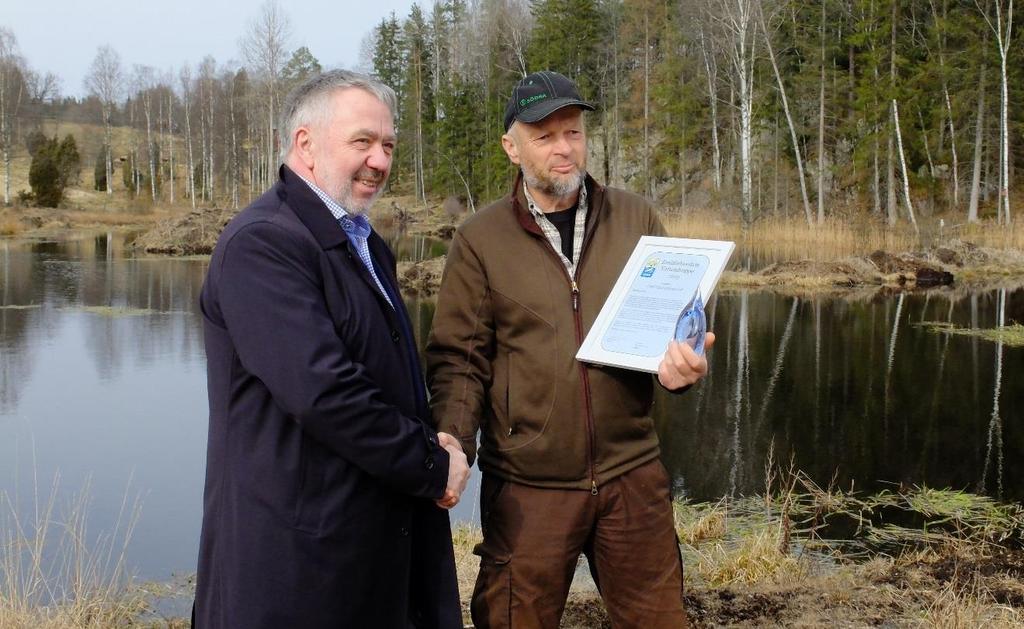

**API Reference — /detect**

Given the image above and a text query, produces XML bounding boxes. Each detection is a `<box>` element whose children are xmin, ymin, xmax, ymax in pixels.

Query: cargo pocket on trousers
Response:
<box><xmin>470</xmin><ymin>546</ymin><xmax>512</xmax><ymax>629</ymax></box>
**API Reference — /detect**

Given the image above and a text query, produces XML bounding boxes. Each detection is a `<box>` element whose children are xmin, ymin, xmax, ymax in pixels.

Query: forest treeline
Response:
<box><xmin>0</xmin><ymin>0</ymin><xmax>1020</xmax><ymax>227</ymax></box>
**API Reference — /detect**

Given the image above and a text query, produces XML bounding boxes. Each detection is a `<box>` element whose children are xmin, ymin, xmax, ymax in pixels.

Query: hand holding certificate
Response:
<box><xmin>674</xmin><ymin>290</ymin><xmax>707</xmax><ymax>355</ymax></box>
<box><xmin>576</xmin><ymin>237</ymin><xmax>734</xmax><ymax>374</ymax></box>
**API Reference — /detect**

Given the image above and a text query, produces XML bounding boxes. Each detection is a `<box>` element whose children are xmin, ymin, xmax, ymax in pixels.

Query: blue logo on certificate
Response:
<box><xmin>640</xmin><ymin>257</ymin><xmax>659</xmax><ymax>278</ymax></box>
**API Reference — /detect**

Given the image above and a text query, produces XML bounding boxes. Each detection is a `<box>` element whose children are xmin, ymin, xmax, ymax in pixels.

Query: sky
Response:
<box><xmin>4</xmin><ymin>0</ymin><xmax>423</xmax><ymax>98</ymax></box>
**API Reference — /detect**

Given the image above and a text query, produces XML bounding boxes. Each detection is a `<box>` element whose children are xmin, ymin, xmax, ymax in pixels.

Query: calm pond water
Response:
<box><xmin>0</xmin><ymin>230</ymin><xmax>1021</xmax><ymax>584</ymax></box>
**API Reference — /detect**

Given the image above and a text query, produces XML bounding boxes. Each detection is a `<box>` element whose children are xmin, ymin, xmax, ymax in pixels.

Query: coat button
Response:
<box><xmin>391</xmin><ymin>330</ymin><xmax>400</xmax><ymax>343</ymax></box>
<box><xmin>424</xmin><ymin>456</ymin><xmax>435</xmax><ymax>470</ymax></box>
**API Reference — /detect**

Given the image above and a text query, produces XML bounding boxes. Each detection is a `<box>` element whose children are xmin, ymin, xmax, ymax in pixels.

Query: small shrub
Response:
<box><xmin>28</xmin><ymin>134</ymin><xmax>80</xmax><ymax>208</ymax></box>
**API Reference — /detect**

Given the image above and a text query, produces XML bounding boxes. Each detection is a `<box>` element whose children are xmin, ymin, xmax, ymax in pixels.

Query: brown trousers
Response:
<box><xmin>470</xmin><ymin>458</ymin><xmax>688</xmax><ymax>628</ymax></box>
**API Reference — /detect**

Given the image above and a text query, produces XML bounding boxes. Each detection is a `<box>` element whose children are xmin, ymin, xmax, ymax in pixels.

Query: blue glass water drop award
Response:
<box><xmin>674</xmin><ymin>290</ymin><xmax>706</xmax><ymax>355</ymax></box>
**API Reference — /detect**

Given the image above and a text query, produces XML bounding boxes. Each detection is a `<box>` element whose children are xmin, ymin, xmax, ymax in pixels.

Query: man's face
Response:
<box><xmin>502</xmin><ymin>107</ymin><xmax>587</xmax><ymax>199</ymax></box>
<box><xmin>309</xmin><ymin>88</ymin><xmax>395</xmax><ymax>214</ymax></box>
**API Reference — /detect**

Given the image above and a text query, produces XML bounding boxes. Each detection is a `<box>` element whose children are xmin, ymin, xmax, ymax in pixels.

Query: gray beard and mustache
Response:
<box><xmin>331</xmin><ymin>168</ymin><xmax>386</xmax><ymax>215</ymax></box>
<box><xmin>522</xmin><ymin>165</ymin><xmax>585</xmax><ymax>199</ymax></box>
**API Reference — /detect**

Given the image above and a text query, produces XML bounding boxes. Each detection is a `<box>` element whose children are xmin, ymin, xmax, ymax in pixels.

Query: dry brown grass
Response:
<box><xmin>676</xmin><ymin>500</ymin><xmax>728</xmax><ymax>547</ymax></box>
<box><xmin>952</xmin><ymin>219</ymin><xmax>1024</xmax><ymax>250</ymax></box>
<box><xmin>69</xmin><ymin>208</ymin><xmax>170</xmax><ymax>227</ymax></box>
<box><xmin>887</xmin><ymin>547</ymin><xmax>1024</xmax><ymax>629</ymax></box>
<box><xmin>0</xmin><ymin>217</ymin><xmax>22</xmax><ymax>236</ymax></box>
<box><xmin>450</xmin><ymin>524</ymin><xmax>481</xmax><ymax>602</ymax></box>
<box><xmin>692</xmin><ymin>525</ymin><xmax>805</xmax><ymax>587</ymax></box>
<box><xmin>663</xmin><ymin>212</ymin><xmax>921</xmax><ymax>260</ymax></box>
<box><xmin>664</xmin><ymin>209</ymin><xmax>1024</xmax><ymax>263</ymax></box>
<box><xmin>921</xmin><ymin>578</ymin><xmax>1022</xmax><ymax>628</ymax></box>
<box><xmin>0</xmin><ymin>475</ymin><xmax>145</xmax><ymax>628</ymax></box>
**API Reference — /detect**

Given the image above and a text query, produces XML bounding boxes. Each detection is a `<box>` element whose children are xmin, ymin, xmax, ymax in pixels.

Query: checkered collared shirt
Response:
<box><xmin>298</xmin><ymin>176</ymin><xmax>394</xmax><ymax>309</ymax></box>
<box><xmin>523</xmin><ymin>180</ymin><xmax>588</xmax><ymax>278</ymax></box>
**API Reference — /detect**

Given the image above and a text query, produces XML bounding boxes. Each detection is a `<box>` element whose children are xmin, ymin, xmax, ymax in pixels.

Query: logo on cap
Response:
<box><xmin>520</xmin><ymin>93</ymin><xmax>548</xmax><ymax>107</ymax></box>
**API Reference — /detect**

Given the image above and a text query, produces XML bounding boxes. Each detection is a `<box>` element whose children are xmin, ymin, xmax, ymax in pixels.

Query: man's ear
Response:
<box><xmin>501</xmin><ymin>132</ymin><xmax>520</xmax><ymax>165</ymax></box>
<box><xmin>294</xmin><ymin>127</ymin><xmax>315</xmax><ymax>169</ymax></box>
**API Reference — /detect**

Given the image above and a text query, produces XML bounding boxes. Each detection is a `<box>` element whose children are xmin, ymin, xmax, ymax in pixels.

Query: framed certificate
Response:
<box><xmin>576</xmin><ymin>236</ymin><xmax>735</xmax><ymax>373</ymax></box>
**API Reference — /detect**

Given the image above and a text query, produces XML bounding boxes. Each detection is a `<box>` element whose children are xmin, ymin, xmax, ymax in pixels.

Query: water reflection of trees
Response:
<box><xmin>2</xmin><ymin>240</ymin><xmax>46</xmax><ymax>413</ymax></box>
<box><xmin>979</xmin><ymin>288</ymin><xmax>1007</xmax><ymax>498</ymax></box>
<box><xmin>656</xmin><ymin>288</ymin><xmax>1024</xmax><ymax>502</ymax></box>
<box><xmin>12</xmin><ymin>233</ymin><xmax>1013</xmax><ymax>504</ymax></box>
<box><xmin>402</xmin><ymin>295</ymin><xmax>437</xmax><ymax>373</ymax></box>
<box><xmin>78</xmin><ymin>256</ymin><xmax>206</xmax><ymax>382</ymax></box>
<box><xmin>0</xmin><ymin>235</ymin><xmax>207</xmax><ymax>410</ymax></box>
<box><xmin>377</xmin><ymin>226</ymin><xmax>449</xmax><ymax>263</ymax></box>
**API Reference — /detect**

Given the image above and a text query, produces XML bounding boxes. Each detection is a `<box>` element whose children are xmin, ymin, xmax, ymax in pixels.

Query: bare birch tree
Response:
<box><xmin>197</xmin><ymin>56</ymin><xmax>217</xmax><ymax>203</ymax></box>
<box><xmin>85</xmin><ymin>46</ymin><xmax>123</xmax><ymax>196</ymax></box>
<box><xmin>0</xmin><ymin>28</ymin><xmax>25</xmax><ymax>206</ymax></box>
<box><xmin>179</xmin><ymin>66</ymin><xmax>196</xmax><ymax>209</ymax></box>
<box><xmin>227</xmin><ymin>69</ymin><xmax>241</xmax><ymax>209</ymax></box>
<box><xmin>498</xmin><ymin>0</ymin><xmax>532</xmax><ymax>77</ymax></box>
<box><xmin>242</xmin><ymin>0</ymin><xmax>291</xmax><ymax>188</ymax></box>
<box><xmin>977</xmin><ymin>0</ymin><xmax>1014</xmax><ymax>224</ymax></box>
<box><xmin>892</xmin><ymin>99</ymin><xmax>919</xmax><ymax>232</ymax></box>
<box><xmin>968</xmin><ymin>64</ymin><xmax>986</xmax><ymax>222</ymax></box>
<box><xmin>758</xmin><ymin>3</ymin><xmax>813</xmax><ymax>224</ymax></box>
<box><xmin>134</xmin><ymin>65</ymin><xmax>158</xmax><ymax>201</ymax></box>
<box><xmin>164</xmin><ymin>71</ymin><xmax>176</xmax><ymax>205</ymax></box>
<box><xmin>708</xmin><ymin>0</ymin><xmax>758</xmax><ymax>223</ymax></box>
<box><xmin>698</xmin><ymin>26</ymin><xmax>723</xmax><ymax>193</ymax></box>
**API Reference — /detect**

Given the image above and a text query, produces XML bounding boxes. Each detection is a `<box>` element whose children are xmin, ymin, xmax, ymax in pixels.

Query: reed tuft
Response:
<box><xmin>0</xmin><ymin>474</ymin><xmax>145</xmax><ymax>629</ymax></box>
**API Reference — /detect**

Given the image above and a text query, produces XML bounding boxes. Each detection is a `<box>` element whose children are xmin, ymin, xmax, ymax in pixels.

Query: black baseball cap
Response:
<box><xmin>503</xmin><ymin>71</ymin><xmax>595</xmax><ymax>131</ymax></box>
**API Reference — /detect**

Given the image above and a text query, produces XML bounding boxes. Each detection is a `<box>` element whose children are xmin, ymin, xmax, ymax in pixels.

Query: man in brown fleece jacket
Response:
<box><xmin>426</xmin><ymin>71</ymin><xmax>714</xmax><ymax>628</ymax></box>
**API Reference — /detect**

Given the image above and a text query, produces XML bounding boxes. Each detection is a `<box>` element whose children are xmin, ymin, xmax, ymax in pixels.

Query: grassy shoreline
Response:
<box><xmin>6</xmin><ymin>474</ymin><xmax>1023</xmax><ymax>627</ymax></box>
<box><xmin>447</xmin><ymin>472</ymin><xmax>1024</xmax><ymax>627</ymax></box>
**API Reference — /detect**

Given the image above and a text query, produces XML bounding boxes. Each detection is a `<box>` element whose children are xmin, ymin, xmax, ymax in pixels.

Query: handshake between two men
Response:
<box><xmin>436</xmin><ymin>432</ymin><xmax>470</xmax><ymax>510</ymax></box>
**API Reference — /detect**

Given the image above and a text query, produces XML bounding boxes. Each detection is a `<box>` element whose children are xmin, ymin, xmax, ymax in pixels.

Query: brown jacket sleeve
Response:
<box><xmin>425</xmin><ymin>230</ymin><xmax>495</xmax><ymax>465</ymax></box>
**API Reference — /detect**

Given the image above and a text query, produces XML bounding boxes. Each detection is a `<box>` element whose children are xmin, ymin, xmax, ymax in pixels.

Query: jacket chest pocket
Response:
<box><xmin>488</xmin><ymin>348</ymin><xmax>557</xmax><ymax>452</ymax></box>
<box><xmin>487</xmin><ymin>290</ymin><xmax>558</xmax><ymax>452</ymax></box>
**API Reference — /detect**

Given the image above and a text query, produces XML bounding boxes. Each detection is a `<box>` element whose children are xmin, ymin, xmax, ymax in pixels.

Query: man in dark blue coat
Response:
<box><xmin>194</xmin><ymin>70</ymin><xmax>469</xmax><ymax>628</ymax></box>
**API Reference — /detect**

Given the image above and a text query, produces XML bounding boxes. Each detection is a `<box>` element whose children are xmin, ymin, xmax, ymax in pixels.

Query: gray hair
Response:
<box><xmin>278</xmin><ymin>69</ymin><xmax>398</xmax><ymax>162</ymax></box>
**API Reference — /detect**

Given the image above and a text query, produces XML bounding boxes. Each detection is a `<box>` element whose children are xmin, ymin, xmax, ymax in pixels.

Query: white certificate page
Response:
<box><xmin>576</xmin><ymin>237</ymin><xmax>734</xmax><ymax>373</ymax></box>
